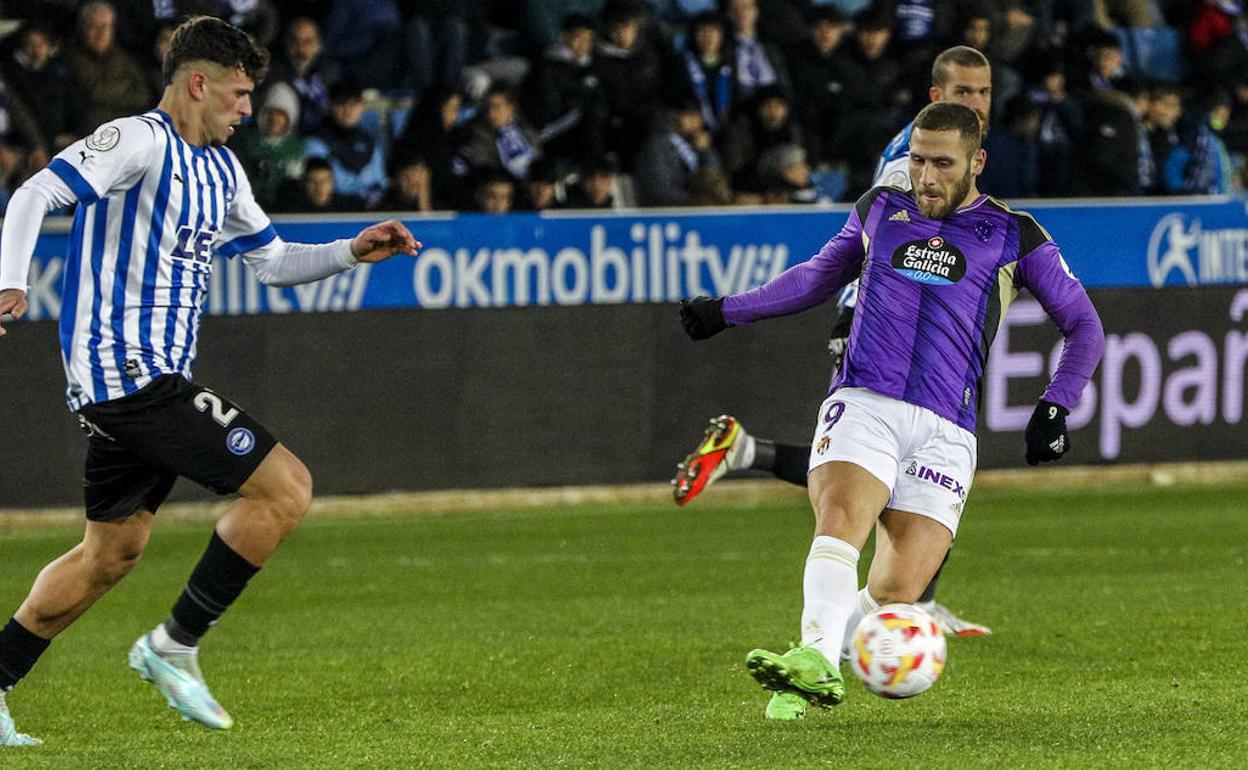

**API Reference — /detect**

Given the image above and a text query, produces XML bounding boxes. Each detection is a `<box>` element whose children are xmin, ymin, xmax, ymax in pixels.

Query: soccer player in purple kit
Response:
<box><xmin>673</xmin><ymin>46</ymin><xmax>995</xmax><ymax>639</ymax></box>
<box><xmin>679</xmin><ymin>101</ymin><xmax>1104</xmax><ymax>720</ymax></box>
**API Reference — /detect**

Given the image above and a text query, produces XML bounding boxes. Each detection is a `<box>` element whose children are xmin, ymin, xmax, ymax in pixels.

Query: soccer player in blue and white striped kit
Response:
<box><xmin>0</xmin><ymin>17</ymin><xmax>420</xmax><ymax>745</ymax></box>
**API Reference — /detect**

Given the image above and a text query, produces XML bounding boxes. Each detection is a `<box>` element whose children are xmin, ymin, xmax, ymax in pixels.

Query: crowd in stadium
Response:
<box><xmin>0</xmin><ymin>0</ymin><xmax>1245</xmax><ymax>213</ymax></box>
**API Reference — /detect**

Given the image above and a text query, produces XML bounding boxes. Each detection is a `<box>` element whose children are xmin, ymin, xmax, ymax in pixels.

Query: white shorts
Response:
<box><xmin>807</xmin><ymin>387</ymin><xmax>977</xmax><ymax>536</ymax></box>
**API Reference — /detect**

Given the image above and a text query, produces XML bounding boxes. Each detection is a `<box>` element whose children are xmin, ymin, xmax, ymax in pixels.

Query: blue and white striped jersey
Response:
<box><xmin>49</xmin><ymin>110</ymin><xmax>275</xmax><ymax>409</ymax></box>
<box><xmin>871</xmin><ymin>120</ymin><xmax>915</xmax><ymax>191</ymax></box>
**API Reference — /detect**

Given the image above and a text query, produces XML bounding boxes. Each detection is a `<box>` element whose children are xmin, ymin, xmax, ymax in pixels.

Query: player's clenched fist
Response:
<box><xmin>0</xmin><ymin>288</ymin><xmax>27</xmax><ymax>337</ymax></box>
<box><xmin>680</xmin><ymin>296</ymin><xmax>727</xmax><ymax>340</ymax></box>
<box><xmin>1024</xmin><ymin>399</ymin><xmax>1070</xmax><ymax>465</ymax></box>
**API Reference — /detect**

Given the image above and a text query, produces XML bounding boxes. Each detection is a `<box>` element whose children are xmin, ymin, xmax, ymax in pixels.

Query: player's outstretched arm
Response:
<box><xmin>351</xmin><ymin>220</ymin><xmax>422</xmax><ymax>263</ymax></box>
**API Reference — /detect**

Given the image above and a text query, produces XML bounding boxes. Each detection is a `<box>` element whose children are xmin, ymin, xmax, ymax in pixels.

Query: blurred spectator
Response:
<box><xmin>1026</xmin><ymin>52</ymin><xmax>1084</xmax><ymax>197</ymax></box>
<box><xmin>1191</xmin><ymin>3</ymin><xmax>1248</xmax><ymax>89</ymax></box>
<box><xmin>1144</xmin><ymin>82</ymin><xmax>1182</xmax><ymax>193</ymax></box>
<box><xmin>378</xmin><ymin>159</ymin><xmax>434</xmax><ymax>210</ymax></box>
<box><xmin>322</xmin><ymin>0</ymin><xmax>404</xmax><ymax>90</ymax></box>
<box><xmin>635</xmin><ymin>98</ymin><xmax>725</xmax><ymax>205</ymax></box>
<box><xmin>233</xmin><ymin>82</ymin><xmax>307</xmax><ymax>210</ymax></box>
<box><xmin>888</xmin><ymin>0</ymin><xmax>953</xmax><ymax>96</ymax></box>
<box><xmin>674</xmin><ymin>13</ymin><xmax>737</xmax><ymax>135</ymax></box>
<box><xmin>392</xmin><ymin>85</ymin><xmax>472</xmax><ymax>210</ymax></box>
<box><xmin>954</xmin><ymin>3</ymin><xmax>1023</xmax><ymax>108</ymax></box>
<box><xmin>1159</xmin><ymin>87</ymin><xmax>1234</xmax><ymax>194</ymax></box>
<box><xmin>305</xmin><ymin>82</ymin><xmax>387</xmax><ymax>208</ymax></box>
<box><xmin>1092</xmin><ymin>0</ymin><xmax>1163</xmax><ymax>28</ymax></box>
<box><xmin>0</xmin><ymin>74</ymin><xmax>45</xmax><ymax>184</ymax></box>
<box><xmin>267</xmin><ymin>17</ymin><xmax>343</xmax><ymax>135</ymax></box>
<box><xmin>463</xmin><ymin>84</ymin><xmax>543</xmax><ymax>179</ymax></box>
<box><xmin>525</xmin><ymin>14</ymin><xmax>606</xmax><ymax>163</ymax></box>
<box><xmin>111</xmin><ymin>0</ymin><xmax>221</xmax><ymax>56</ymax></box>
<box><xmin>401</xmin><ymin>0</ymin><xmax>479</xmax><ymax>94</ymax></box>
<box><xmin>142</xmin><ymin>25</ymin><xmax>177</xmax><ymax>104</ymax></box>
<box><xmin>838</xmin><ymin>8</ymin><xmax>908</xmax><ymax>191</ymax></box>
<box><xmin>565</xmin><ymin>155</ymin><xmax>620</xmax><ymax>207</ymax></box>
<box><xmin>978</xmin><ymin>94</ymin><xmax>1040</xmax><ymax>197</ymax></box>
<box><xmin>595</xmin><ymin>1</ymin><xmax>663</xmax><ymax>168</ymax></box>
<box><xmin>65</xmin><ymin>1</ymin><xmax>154</xmax><ymax>133</ymax></box>
<box><xmin>4</xmin><ymin>23</ymin><xmax>77</xmax><ymax>153</ymax></box>
<box><xmin>1189</xmin><ymin>1</ymin><xmax>1241</xmax><ymax>57</ymax></box>
<box><xmin>756</xmin><ymin>143</ymin><xmax>825</xmax><ymax>204</ymax></box>
<box><xmin>517</xmin><ymin>157</ymin><xmax>563</xmax><ymax>210</ymax></box>
<box><xmin>724</xmin><ymin>0</ymin><xmax>790</xmax><ymax>100</ymax></box>
<box><xmin>756</xmin><ymin>0</ymin><xmax>821</xmax><ymax>49</ymax></box>
<box><xmin>987</xmin><ymin>2</ymin><xmax>1039</xmax><ymax>65</ymax></box>
<box><xmin>1077</xmin><ymin>88</ymin><xmax>1148</xmax><ymax>195</ymax></box>
<box><xmin>1220</xmin><ymin>78</ymin><xmax>1248</xmax><ymax>159</ymax></box>
<box><xmin>788</xmin><ymin>7</ymin><xmax>853</xmax><ymax>167</ymax></box>
<box><xmin>275</xmin><ymin>157</ymin><xmax>355</xmax><ymax>212</ymax></box>
<box><xmin>1081</xmin><ymin>28</ymin><xmax>1130</xmax><ymax>93</ymax></box>
<box><xmin>223</xmin><ymin>0</ymin><xmax>281</xmax><ymax>47</ymax></box>
<box><xmin>473</xmin><ymin>169</ymin><xmax>517</xmax><ymax>213</ymax></box>
<box><xmin>723</xmin><ymin>84</ymin><xmax>806</xmax><ymax>190</ymax></box>
<box><xmin>521</xmin><ymin>0</ymin><xmax>607</xmax><ymax>50</ymax></box>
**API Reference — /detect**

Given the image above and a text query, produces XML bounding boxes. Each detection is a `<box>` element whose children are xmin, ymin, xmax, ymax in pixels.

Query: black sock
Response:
<box><xmin>919</xmin><ymin>551</ymin><xmax>951</xmax><ymax>603</ymax></box>
<box><xmin>0</xmin><ymin>618</ymin><xmax>51</xmax><ymax>692</ymax></box>
<box><xmin>772</xmin><ymin>443</ymin><xmax>810</xmax><ymax>487</ymax></box>
<box><xmin>751</xmin><ymin>439</ymin><xmax>777</xmax><ymax>471</ymax></box>
<box><xmin>167</xmin><ymin>532</ymin><xmax>261</xmax><ymax>646</ymax></box>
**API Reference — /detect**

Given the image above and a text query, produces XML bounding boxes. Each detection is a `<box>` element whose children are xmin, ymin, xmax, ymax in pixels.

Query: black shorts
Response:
<box><xmin>77</xmin><ymin>374</ymin><xmax>278</xmax><ymax>522</ymax></box>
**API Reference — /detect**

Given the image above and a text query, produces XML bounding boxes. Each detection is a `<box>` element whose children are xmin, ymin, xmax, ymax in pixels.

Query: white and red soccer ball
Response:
<box><xmin>850</xmin><ymin>603</ymin><xmax>947</xmax><ymax>699</ymax></box>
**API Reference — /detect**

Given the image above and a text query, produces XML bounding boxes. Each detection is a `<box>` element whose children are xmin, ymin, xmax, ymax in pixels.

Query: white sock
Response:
<box><xmin>800</xmin><ymin>536</ymin><xmax>860</xmax><ymax>664</ymax></box>
<box><xmin>731</xmin><ymin>432</ymin><xmax>756</xmax><ymax>470</ymax></box>
<box><xmin>151</xmin><ymin>623</ymin><xmax>197</xmax><ymax>656</ymax></box>
<box><xmin>840</xmin><ymin>587</ymin><xmax>880</xmax><ymax>660</ymax></box>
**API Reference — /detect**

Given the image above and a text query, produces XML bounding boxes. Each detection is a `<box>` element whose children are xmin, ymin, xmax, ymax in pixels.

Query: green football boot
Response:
<box><xmin>763</xmin><ymin>691</ymin><xmax>808</xmax><ymax>721</ymax></box>
<box><xmin>746</xmin><ymin>644</ymin><xmax>844</xmax><ymax>709</ymax></box>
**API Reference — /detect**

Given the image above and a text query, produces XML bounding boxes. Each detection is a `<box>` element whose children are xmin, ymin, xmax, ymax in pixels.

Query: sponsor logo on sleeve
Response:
<box><xmin>891</xmin><ymin>236</ymin><xmax>967</xmax><ymax>285</ymax></box>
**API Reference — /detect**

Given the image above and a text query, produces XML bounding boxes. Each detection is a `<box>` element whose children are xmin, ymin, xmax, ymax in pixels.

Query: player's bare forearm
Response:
<box><xmin>0</xmin><ymin>288</ymin><xmax>28</xmax><ymax>337</ymax></box>
<box><xmin>351</xmin><ymin>220</ymin><xmax>422</xmax><ymax>264</ymax></box>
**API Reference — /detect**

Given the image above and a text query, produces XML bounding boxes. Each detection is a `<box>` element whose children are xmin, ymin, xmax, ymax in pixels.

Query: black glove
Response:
<box><xmin>679</xmin><ymin>296</ymin><xmax>727</xmax><ymax>340</ymax></box>
<box><xmin>1025</xmin><ymin>400</ymin><xmax>1070</xmax><ymax>465</ymax></box>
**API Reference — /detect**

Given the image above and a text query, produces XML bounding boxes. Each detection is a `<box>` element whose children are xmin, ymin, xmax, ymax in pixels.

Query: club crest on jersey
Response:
<box><xmin>172</xmin><ymin>225</ymin><xmax>219</xmax><ymax>267</ymax></box>
<box><xmin>975</xmin><ymin>219</ymin><xmax>995</xmax><ymax>242</ymax></box>
<box><xmin>226</xmin><ymin>427</ymin><xmax>256</xmax><ymax>456</ymax></box>
<box><xmin>891</xmin><ymin>236</ymin><xmax>967</xmax><ymax>285</ymax></box>
<box><xmin>85</xmin><ymin>125</ymin><xmax>120</xmax><ymax>152</ymax></box>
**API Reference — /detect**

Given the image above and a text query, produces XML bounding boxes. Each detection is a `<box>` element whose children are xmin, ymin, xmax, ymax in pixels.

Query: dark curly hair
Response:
<box><xmin>162</xmin><ymin>16</ymin><xmax>269</xmax><ymax>87</ymax></box>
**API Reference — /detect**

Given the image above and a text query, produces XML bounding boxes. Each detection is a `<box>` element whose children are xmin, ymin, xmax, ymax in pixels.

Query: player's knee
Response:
<box><xmin>87</xmin><ymin>542</ymin><xmax>145</xmax><ymax>587</ymax></box>
<box><xmin>812</xmin><ymin>499</ymin><xmax>856</xmax><ymax>535</ymax></box>
<box><xmin>870</xmin><ymin>578</ymin><xmax>923</xmax><ymax>606</ymax></box>
<box><xmin>272</xmin><ymin>456</ymin><xmax>313</xmax><ymax>530</ymax></box>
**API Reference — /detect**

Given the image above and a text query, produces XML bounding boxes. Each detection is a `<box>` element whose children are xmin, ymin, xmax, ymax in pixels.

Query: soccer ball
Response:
<box><xmin>850</xmin><ymin>603</ymin><xmax>947</xmax><ymax>699</ymax></box>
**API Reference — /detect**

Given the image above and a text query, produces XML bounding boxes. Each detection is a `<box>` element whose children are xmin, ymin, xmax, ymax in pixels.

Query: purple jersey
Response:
<box><xmin>723</xmin><ymin>187</ymin><xmax>1104</xmax><ymax>432</ymax></box>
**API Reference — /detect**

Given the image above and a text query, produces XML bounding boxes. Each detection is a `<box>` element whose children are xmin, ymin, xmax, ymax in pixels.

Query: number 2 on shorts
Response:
<box><xmin>193</xmin><ymin>390</ymin><xmax>240</xmax><ymax>427</ymax></box>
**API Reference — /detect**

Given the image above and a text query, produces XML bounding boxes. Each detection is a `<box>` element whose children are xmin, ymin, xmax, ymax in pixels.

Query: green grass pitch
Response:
<box><xmin>2</xmin><ymin>481</ymin><xmax>1245</xmax><ymax>768</ymax></box>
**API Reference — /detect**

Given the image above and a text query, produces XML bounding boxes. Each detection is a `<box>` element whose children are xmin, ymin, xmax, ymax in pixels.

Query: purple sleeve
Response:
<box><xmin>722</xmin><ymin>207</ymin><xmax>867</xmax><ymax>326</ymax></box>
<box><xmin>1014</xmin><ymin>241</ymin><xmax>1106</xmax><ymax>409</ymax></box>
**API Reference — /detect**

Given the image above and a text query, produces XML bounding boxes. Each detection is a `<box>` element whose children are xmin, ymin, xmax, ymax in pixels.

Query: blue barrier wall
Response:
<box><xmin>18</xmin><ymin>196</ymin><xmax>1248</xmax><ymax>321</ymax></box>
